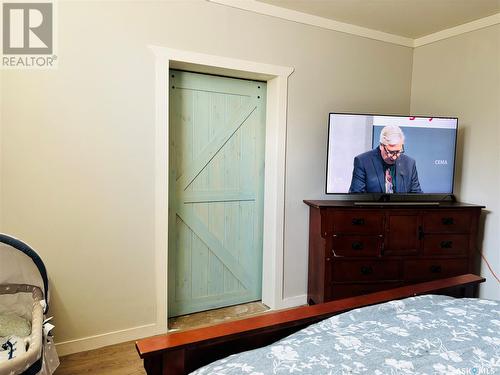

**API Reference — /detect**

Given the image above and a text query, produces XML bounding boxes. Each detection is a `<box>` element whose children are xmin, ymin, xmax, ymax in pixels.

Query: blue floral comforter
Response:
<box><xmin>191</xmin><ymin>295</ymin><xmax>500</xmax><ymax>375</ymax></box>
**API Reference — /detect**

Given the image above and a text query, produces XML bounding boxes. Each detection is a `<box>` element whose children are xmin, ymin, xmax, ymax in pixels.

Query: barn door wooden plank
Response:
<box><xmin>168</xmin><ymin>70</ymin><xmax>266</xmax><ymax>317</ymax></box>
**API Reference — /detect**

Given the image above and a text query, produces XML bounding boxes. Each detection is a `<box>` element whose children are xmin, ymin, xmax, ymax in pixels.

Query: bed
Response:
<box><xmin>136</xmin><ymin>274</ymin><xmax>495</xmax><ymax>375</ymax></box>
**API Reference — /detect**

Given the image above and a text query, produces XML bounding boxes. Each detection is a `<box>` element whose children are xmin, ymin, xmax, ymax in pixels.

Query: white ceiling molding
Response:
<box><xmin>414</xmin><ymin>12</ymin><xmax>500</xmax><ymax>47</ymax></box>
<box><xmin>208</xmin><ymin>0</ymin><xmax>500</xmax><ymax>49</ymax></box>
<box><xmin>207</xmin><ymin>0</ymin><xmax>414</xmax><ymax>47</ymax></box>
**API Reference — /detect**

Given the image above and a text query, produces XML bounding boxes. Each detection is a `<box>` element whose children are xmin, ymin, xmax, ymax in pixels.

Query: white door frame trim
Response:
<box><xmin>150</xmin><ymin>45</ymin><xmax>294</xmax><ymax>330</ymax></box>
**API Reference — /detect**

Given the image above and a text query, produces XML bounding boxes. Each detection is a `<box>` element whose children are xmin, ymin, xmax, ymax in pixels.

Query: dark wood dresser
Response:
<box><xmin>304</xmin><ymin>200</ymin><xmax>484</xmax><ymax>304</ymax></box>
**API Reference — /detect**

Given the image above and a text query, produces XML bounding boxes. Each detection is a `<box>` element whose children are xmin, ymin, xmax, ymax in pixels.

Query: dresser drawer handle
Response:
<box><xmin>352</xmin><ymin>218</ymin><xmax>365</xmax><ymax>226</ymax></box>
<box><xmin>418</xmin><ymin>225</ymin><xmax>424</xmax><ymax>240</ymax></box>
<box><xmin>442</xmin><ymin>217</ymin><xmax>454</xmax><ymax>225</ymax></box>
<box><xmin>351</xmin><ymin>241</ymin><xmax>364</xmax><ymax>250</ymax></box>
<box><xmin>430</xmin><ymin>265</ymin><xmax>442</xmax><ymax>273</ymax></box>
<box><xmin>440</xmin><ymin>241</ymin><xmax>453</xmax><ymax>249</ymax></box>
<box><xmin>360</xmin><ymin>266</ymin><xmax>373</xmax><ymax>275</ymax></box>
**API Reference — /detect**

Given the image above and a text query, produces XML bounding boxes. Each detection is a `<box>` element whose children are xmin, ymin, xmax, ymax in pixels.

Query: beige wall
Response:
<box><xmin>0</xmin><ymin>1</ymin><xmax>413</xmax><ymax>349</ymax></box>
<box><xmin>411</xmin><ymin>25</ymin><xmax>500</xmax><ymax>299</ymax></box>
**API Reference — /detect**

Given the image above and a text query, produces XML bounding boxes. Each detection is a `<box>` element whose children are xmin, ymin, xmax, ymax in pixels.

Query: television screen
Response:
<box><xmin>326</xmin><ymin>113</ymin><xmax>458</xmax><ymax>194</ymax></box>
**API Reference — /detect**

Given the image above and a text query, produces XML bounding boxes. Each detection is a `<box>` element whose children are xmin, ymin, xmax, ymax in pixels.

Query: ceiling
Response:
<box><xmin>257</xmin><ymin>0</ymin><xmax>500</xmax><ymax>39</ymax></box>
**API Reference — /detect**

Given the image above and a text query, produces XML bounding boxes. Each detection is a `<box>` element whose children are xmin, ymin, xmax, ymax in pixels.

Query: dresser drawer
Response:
<box><xmin>423</xmin><ymin>211</ymin><xmax>471</xmax><ymax>233</ymax></box>
<box><xmin>404</xmin><ymin>259</ymin><xmax>468</xmax><ymax>281</ymax></box>
<box><xmin>423</xmin><ymin>234</ymin><xmax>468</xmax><ymax>256</ymax></box>
<box><xmin>332</xmin><ymin>260</ymin><xmax>401</xmax><ymax>281</ymax></box>
<box><xmin>325</xmin><ymin>211</ymin><xmax>383</xmax><ymax>235</ymax></box>
<box><xmin>331</xmin><ymin>235</ymin><xmax>382</xmax><ymax>257</ymax></box>
<box><xmin>330</xmin><ymin>282</ymin><xmax>403</xmax><ymax>300</ymax></box>
<box><xmin>305</xmin><ymin>201</ymin><xmax>482</xmax><ymax>304</ymax></box>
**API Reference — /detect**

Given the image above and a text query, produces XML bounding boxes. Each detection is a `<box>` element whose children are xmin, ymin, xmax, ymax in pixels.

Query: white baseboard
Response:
<box><xmin>55</xmin><ymin>322</ymin><xmax>165</xmax><ymax>357</ymax></box>
<box><xmin>55</xmin><ymin>295</ymin><xmax>307</xmax><ymax>356</ymax></box>
<box><xmin>274</xmin><ymin>294</ymin><xmax>307</xmax><ymax>310</ymax></box>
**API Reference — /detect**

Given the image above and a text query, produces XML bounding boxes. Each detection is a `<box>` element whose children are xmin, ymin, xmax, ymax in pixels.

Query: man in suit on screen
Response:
<box><xmin>349</xmin><ymin>125</ymin><xmax>422</xmax><ymax>193</ymax></box>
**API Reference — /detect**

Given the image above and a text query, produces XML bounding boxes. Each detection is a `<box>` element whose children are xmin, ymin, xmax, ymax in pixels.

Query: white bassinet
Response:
<box><xmin>0</xmin><ymin>234</ymin><xmax>59</xmax><ymax>375</ymax></box>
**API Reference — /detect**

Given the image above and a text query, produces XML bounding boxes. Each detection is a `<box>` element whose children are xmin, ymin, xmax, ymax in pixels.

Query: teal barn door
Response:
<box><xmin>168</xmin><ymin>70</ymin><xmax>266</xmax><ymax>317</ymax></box>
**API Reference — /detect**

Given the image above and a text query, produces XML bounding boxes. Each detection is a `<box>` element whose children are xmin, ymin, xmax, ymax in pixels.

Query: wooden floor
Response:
<box><xmin>169</xmin><ymin>301</ymin><xmax>268</xmax><ymax>330</ymax></box>
<box><xmin>55</xmin><ymin>302</ymin><xmax>269</xmax><ymax>374</ymax></box>
<box><xmin>56</xmin><ymin>340</ymin><xmax>145</xmax><ymax>375</ymax></box>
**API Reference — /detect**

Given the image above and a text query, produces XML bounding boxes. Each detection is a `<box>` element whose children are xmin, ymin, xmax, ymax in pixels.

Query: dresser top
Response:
<box><xmin>303</xmin><ymin>200</ymin><xmax>485</xmax><ymax>209</ymax></box>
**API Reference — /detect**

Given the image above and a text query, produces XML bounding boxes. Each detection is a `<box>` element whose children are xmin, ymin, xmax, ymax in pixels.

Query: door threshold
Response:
<box><xmin>168</xmin><ymin>301</ymin><xmax>269</xmax><ymax>331</ymax></box>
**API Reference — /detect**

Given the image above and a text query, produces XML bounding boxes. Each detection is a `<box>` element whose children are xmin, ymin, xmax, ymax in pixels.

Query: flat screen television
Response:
<box><xmin>326</xmin><ymin>113</ymin><xmax>458</xmax><ymax>198</ymax></box>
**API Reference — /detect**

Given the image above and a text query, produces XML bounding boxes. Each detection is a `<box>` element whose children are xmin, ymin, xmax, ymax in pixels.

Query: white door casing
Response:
<box><xmin>150</xmin><ymin>46</ymin><xmax>294</xmax><ymax>330</ymax></box>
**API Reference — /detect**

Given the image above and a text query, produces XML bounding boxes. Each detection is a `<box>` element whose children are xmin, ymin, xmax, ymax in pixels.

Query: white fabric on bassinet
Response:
<box><xmin>0</xmin><ymin>244</ymin><xmax>44</xmax><ymax>296</ymax></box>
<box><xmin>0</xmin><ymin>298</ymin><xmax>43</xmax><ymax>374</ymax></box>
<box><xmin>0</xmin><ymin>336</ymin><xmax>27</xmax><ymax>363</ymax></box>
<box><xmin>0</xmin><ymin>314</ymin><xmax>31</xmax><ymax>338</ymax></box>
<box><xmin>0</xmin><ymin>293</ymin><xmax>35</xmax><ymax>323</ymax></box>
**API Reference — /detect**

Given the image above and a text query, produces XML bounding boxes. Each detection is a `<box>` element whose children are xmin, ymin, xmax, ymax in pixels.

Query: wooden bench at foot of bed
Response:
<box><xmin>136</xmin><ymin>274</ymin><xmax>485</xmax><ymax>375</ymax></box>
